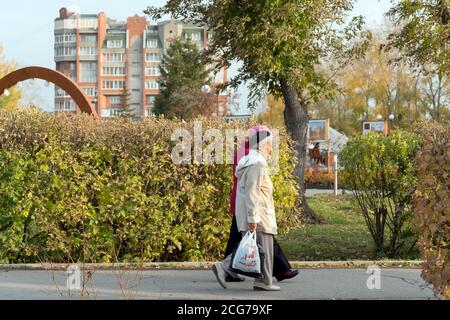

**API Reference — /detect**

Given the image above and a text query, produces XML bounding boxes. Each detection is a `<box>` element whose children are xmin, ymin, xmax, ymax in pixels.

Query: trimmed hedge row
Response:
<box><xmin>0</xmin><ymin>109</ymin><xmax>300</xmax><ymax>263</ymax></box>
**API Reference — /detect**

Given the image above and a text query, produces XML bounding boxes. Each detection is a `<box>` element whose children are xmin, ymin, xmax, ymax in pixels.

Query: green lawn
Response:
<box><xmin>278</xmin><ymin>193</ymin><xmax>419</xmax><ymax>261</ymax></box>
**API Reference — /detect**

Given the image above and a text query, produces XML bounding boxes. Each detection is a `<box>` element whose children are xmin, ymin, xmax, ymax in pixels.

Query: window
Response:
<box><xmin>102</xmin><ymin>80</ymin><xmax>125</xmax><ymax>90</ymax></box>
<box><xmin>80</xmin><ymin>46</ymin><xmax>97</xmax><ymax>55</ymax></box>
<box><xmin>80</xmin><ymin>34</ymin><xmax>97</xmax><ymax>43</ymax></box>
<box><xmin>111</xmin><ymin>109</ymin><xmax>123</xmax><ymax>117</ymax></box>
<box><xmin>79</xmin><ymin>18</ymin><xmax>98</xmax><ymax>29</ymax></box>
<box><xmin>145</xmin><ymin>67</ymin><xmax>160</xmax><ymax>76</ymax></box>
<box><xmin>107</xmin><ymin>40</ymin><xmax>123</xmax><ymax>48</ymax></box>
<box><xmin>191</xmin><ymin>32</ymin><xmax>201</xmax><ymax>41</ymax></box>
<box><xmin>55</xmin><ymin>46</ymin><xmax>76</xmax><ymax>57</ymax></box>
<box><xmin>101</xmin><ymin>108</ymin><xmax>123</xmax><ymax>118</ymax></box>
<box><xmin>83</xmin><ymin>87</ymin><xmax>97</xmax><ymax>97</ymax></box>
<box><xmin>102</xmin><ymin>53</ymin><xmax>124</xmax><ymax>62</ymax></box>
<box><xmin>55</xmin><ymin>33</ymin><xmax>76</xmax><ymax>44</ymax></box>
<box><xmin>80</xmin><ymin>62</ymin><xmax>97</xmax><ymax>83</ymax></box>
<box><xmin>146</xmin><ymin>95</ymin><xmax>156</xmax><ymax>105</ymax></box>
<box><xmin>102</xmin><ymin>67</ymin><xmax>126</xmax><ymax>76</ymax></box>
<box><xmin>145</xmin><ymin>80</ymin><xmax>159</xmax><ymax>90</ymax></box>
<box><xmin>109</xmin><ymin>96</ymin><xmax>121</xmax><ymax>104</ymax></box>
<box><xmin>69</xmin><ymin>63</ymin><xmax>75</xmax><ymax>71</ymax></box>
<box><xmin>55</xmin><ymin>88</ymin><xmax>69</xmax><ymax>97</ymax></box>
<box><xmin>55</xmin><ymin>100</ymin><xmax>76</xmax><ymax>111</ymax></box>
<box><xmin>146</xmin><ymin>39</ymin><xmax>158</xmax><ymax>48</ymax></box>
<box><xmin>145</xmin><ymin>52</ymin><xmax>160</xmax><ymax>62</ymax></box>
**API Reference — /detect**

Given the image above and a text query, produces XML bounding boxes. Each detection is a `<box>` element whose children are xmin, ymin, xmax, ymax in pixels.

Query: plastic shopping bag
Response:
<box><xmin>230</xmin><ymin>231</ymin><xmax>265</xmax><ymax>278</ymax></box>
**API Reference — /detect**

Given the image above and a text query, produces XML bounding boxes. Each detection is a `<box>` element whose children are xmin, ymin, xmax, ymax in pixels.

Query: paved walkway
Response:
<box><xmin>305</xmin><ymin>188</ymin><xmax>347</xmax><ymax>196</ymax></box>
<box><xmin>0</xmin><ymin>269</ymin><xmax>436</xmax><ymax>300</ymax></box>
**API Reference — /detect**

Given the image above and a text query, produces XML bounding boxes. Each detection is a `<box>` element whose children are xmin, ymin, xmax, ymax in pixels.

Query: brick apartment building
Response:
<box><xmin>54</xmin><ymin>7</ymin><xmax>228</xmax><ymax>118</ymax></box>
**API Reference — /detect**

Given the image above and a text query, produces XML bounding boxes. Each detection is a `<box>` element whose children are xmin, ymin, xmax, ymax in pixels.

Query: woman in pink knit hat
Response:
<box><xmin>212</xmin><ymin>125</ymin><xmax>298</xmax><ymax>291</ymax></box>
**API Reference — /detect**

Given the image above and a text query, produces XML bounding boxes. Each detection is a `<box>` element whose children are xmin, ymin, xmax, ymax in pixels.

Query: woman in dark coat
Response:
<box><xmin>224</xmin><ymin>125</ymin><xmax>298</xmax><ymax>282</ymax></box>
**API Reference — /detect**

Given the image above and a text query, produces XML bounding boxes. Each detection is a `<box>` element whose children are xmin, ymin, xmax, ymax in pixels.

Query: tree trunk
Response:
<box><xmin>280</xmin><ymin>78</ymin><xmax>322</xmax><ymax>224</ymax></box>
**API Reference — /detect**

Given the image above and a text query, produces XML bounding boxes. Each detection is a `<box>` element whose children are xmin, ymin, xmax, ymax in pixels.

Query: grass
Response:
<box><xmin>278</xmin><ymin>193</ymin><xmax>419</xmax><ymax>261</ymax></box>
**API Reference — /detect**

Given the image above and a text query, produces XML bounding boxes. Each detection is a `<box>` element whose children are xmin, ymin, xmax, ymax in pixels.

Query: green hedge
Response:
<box><xmin>0</xmin><ymin>109</ymin><xmax>299</xmax><ymax>263</ymax></box>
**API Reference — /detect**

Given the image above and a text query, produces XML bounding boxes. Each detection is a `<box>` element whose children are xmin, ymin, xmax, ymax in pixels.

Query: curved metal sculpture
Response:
<box><xmin>0</xmin><ymin>66</ymin><xmax>98</xmax><ymax>117</ymax></box>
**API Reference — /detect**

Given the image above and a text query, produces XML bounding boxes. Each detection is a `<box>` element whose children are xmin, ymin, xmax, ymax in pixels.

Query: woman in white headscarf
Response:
<box><xmin>213</xmin><ymin>127</ymin><xmax>281</xmax><ymax>291</ymax></box>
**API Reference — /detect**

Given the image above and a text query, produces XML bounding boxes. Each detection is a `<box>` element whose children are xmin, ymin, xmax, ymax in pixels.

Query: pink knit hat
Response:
<box><xmin>248</xmin><ymin>125</ymin><xmax>272</xmax><ymax>148</ymax></box>
<box><xmin>249</xmin><ymin>125</ymin><xmax>272</xmax><ymax>138</ymax></box>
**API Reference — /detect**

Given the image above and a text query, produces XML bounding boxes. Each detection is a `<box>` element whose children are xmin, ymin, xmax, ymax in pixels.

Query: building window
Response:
<box><xmin>55</xmin><ymin>33</ymin><xmax>76</xmax><ymax>44</ymax></box>
<box><xmin>107</xmin><ymin>40</ymin><xmax>123</xmax><ymax>48</ymax></box>
<box><xmin>102</xmin><ymin>80</ymin><xmax>125</xmax><ymax>90</ymax></box>
<box><xmin>145</xmin><ymin>80</ymin><xmax>159</xmax><ymax>90</ymax></box>
<box><xmin>79</xmin><ymin>18</ymin><xmax>98</xmax><ymax>29</ymax></box>
<box><xmin>69</xmin><ymin>63</ymin><xmax>76</xmax><ymax>71</ymax></box>
<box><xmin>102</xmin><ymin>67</ymin><xmax>126</xmax><ymax>76</ymax></box>
<box><xmin>146</xmin><ymin>39</ymin><xmax>158</xmax><ymax>48</ymax></box>
<box><xmin>146</xmin><ymin>95</ymin><xmax>156</xmax><ymax>105</ymax></box>
<box><xmin>102</xmin><ymin>53</ymin><xmax>124</xmax><ymax>62</ymax></box>
<box><xmin>145</xmin><ymin>107</ymin><xmax>154</xmax><ymax>117</ymax></box>
<box><xmin>80</xmin><ymin>62</ymin><xmax>97</xmax><ymax>83</ymax></box>
<box><xmin>80</xmin><ymin>34</ymin><xmax>97</xmax><ymax>43</ymax></box>
<box><xmin>55</xmin><ymin>100</ymin><xmax>76</xmax><ymax>111</ymax></box>
<box><xmin>83</xmin><ymin>87</ymin><xmax>97</xmax><ymax>97</ymax></box>
<box><xmin>55</xmin><ymin>88</ymin><xmax>69</xmax><ymax>97</ymax></box>
<box><xmin>145</xmin><ymin>67</ymin><xmax>160</xmax><ymax>76</ymax></box>
<box><xmin>55</xmin><ymin>46</ymin><xmax>76</xmax><ymax>57</ymax></box>
<box><xmin>80</xmin><ymin>46</ymin><xmax>97</xmax><ymax>56</ymax></box>
<box><xmin>145</xmin><ymin>52</ymin><xmax>160</xmax><ymax>62</ymax></box>
<box><xmin>191</xmin><ymin>32</ymin><xmax>201</xmax><ymax>41</ymax></box>
<box><xmin>101</xmin><ymin>108</ymin><xmax>123</xmax><ymax>118</ymax></box>
<box><xmin>109</xmin><ymin>96</ymin><xmax>122</xmax><ymax>104</ymax></box>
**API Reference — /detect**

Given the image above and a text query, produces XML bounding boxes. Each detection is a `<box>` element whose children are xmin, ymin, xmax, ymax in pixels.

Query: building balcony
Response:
<box><xmin>55</xmin><ymin>55</ymin><xmax>77</xmax><ymax>62</ymax></box>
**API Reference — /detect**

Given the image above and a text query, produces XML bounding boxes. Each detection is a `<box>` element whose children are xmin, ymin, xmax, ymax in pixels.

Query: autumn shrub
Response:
<box><xmin>412</xmin><ymin>121</ymin><xmax>449</xmax><ymax>300</ymax></box>
<box><xmin>304</xmin><ymin>169</ymin><xmax>335</xmax><ymax>188</ymax></box>
<box><xmin>0</xmin><ymin>109</ymin><xmax>299</xmax><ymax>263</ymax></box>
<box><xmin>340</xmin><ymin>131</ymin><xmax>421</xmax><ymax>257</ymax></box>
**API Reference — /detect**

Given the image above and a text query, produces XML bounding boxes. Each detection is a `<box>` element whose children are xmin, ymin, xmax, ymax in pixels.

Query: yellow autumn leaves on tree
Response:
<box><xmin>0</xmin><ymin>44</ymin><xmax>21</xmax><ymax>110</ymax></box>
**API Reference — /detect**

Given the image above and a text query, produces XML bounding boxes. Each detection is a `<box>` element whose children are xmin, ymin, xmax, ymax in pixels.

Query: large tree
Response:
<box><xmin>145</xmin><ymin>0</ymin><xmax>370</xmax><ymax>221</ymax></box>
<box><xmin>385</xmin><ymin>0</ymin><xmax>449</xmax><ymax>75</ymax></box>
<box><xmin>0</xmin><ymin>45</ymin><xmax>21</xmax><ymax>110</ymax></box>
<box><xmin>153</xmin><ymin>37</ymin><xmax>216</xmax><ymax>119</ymax></box>
<box><xmin>385</xmin><ymin>0</ymin><xmax>449</xmax><ymax>121</ymax></box>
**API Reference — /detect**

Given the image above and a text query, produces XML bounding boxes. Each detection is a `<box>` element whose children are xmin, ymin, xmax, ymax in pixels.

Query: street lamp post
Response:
<box><xmin>333</xmin><ymin>154</ymin><xmax>338</xmax><ymax>198</ymax></box>
<box><xmin>201</xmin><ymin>84</ymin><xmax>211</xmax><ymax>94</ymax></box>
<box><xmin>93</xmin><ymin>98</ymin><xmax>98</xmax><ymax>114</ymax></box>
<box><xmin>388</xmin><ymin>113</ymin><xmax>395</xmax><ymax>131</ymax></box>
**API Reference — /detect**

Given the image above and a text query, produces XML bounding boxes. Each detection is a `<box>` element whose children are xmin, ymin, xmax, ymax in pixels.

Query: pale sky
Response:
<box><xmin>0</xmin><ymin>0</ymin><xmax>391</xmax><ymax>113</ymax></box>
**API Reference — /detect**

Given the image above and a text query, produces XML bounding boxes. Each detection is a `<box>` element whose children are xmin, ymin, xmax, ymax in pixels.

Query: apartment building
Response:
<box><xmin>54</xmin><ymin>7</ymin><xmax>228</xmax><ymax>118</ymax></box>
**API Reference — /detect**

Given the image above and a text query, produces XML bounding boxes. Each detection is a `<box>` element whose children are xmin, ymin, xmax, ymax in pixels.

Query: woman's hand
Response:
<box><xmin>248</xmin><ymin>223</ymin><xmax>257</xmax><ymax>232</ymax></box>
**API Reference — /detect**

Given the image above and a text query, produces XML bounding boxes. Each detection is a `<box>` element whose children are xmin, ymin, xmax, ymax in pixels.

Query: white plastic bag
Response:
<box><xmin>231</xmin><ymin>231</ymin><xmax>262</xmax><ymax>276</ymax></box>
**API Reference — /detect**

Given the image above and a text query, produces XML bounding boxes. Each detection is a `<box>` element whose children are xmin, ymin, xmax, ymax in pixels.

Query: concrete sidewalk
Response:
<box><xmin>0</xmin><ymin>268</ymin><xmax>436</xmax><ymax>300</ymax></box>
<box><xmin>305</xmin><ymin>188</ymin><xmax>347</xmax><ymax>196</ymax></box>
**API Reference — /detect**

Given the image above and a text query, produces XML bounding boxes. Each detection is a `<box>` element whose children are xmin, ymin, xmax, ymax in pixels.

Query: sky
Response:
<box><xmin>0</xmin><ymin>0</ymin><xmax>391</xmax><ymax>114</ymax></box>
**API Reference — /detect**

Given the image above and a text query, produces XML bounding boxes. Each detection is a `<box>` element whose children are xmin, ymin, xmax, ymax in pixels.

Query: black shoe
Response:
<box><xmin>275</xmin><ymin>269</ymin><xmax>299</xmax><ymax>282</ymax></box>
<box><xmin>225</xmin><ymin>274</ymin><xmax>245</xmax><ymax>282</ymax></box>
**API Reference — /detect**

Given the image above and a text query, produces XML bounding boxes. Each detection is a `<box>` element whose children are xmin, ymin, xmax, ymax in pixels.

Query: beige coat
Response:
<box><xmin>234</xmin><ymin>150</ymin><xmax>277</xmax><ymax>235</ymax></box>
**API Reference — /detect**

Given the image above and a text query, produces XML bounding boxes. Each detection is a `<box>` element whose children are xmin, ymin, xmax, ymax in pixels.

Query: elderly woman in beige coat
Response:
<box><xmin>212</xmin><ymin>128</ymin><xmax>280</xmax><ymax>291</ymax></box>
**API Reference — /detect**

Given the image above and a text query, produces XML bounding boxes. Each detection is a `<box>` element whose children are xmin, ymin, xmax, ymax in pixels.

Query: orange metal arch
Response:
<box><xmin>0</xmin><ymin>66</ymin><xmax>98</xmax><ymax>117</ymax></box>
